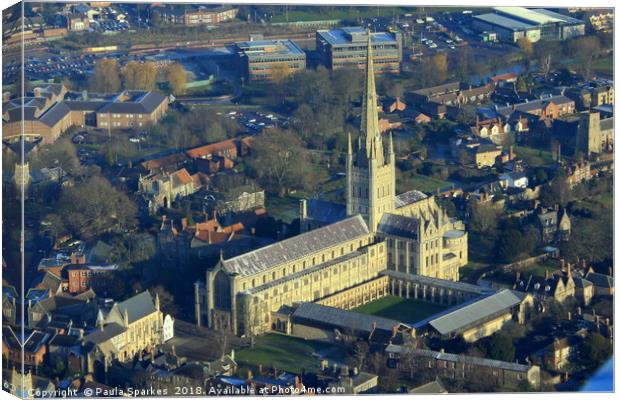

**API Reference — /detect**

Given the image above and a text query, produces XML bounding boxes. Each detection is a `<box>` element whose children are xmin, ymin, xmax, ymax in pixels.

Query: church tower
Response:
<box><xmin>346</xmin><ymin>31</ymin><xmax>396</xmax><ymax>233</ymax></box>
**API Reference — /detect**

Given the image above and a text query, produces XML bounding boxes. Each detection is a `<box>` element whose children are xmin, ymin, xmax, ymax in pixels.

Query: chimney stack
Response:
<box><xmin>299</xmin><ymin>199</ymin><xmax>308</xmax><ymax>221</ymax></box>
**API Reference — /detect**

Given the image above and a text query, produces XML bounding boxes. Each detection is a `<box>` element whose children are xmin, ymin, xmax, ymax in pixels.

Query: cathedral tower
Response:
<box><xmin>346</xmin><ymin>31</ymin><xmax>396</xmax><ymax>232</ymax></box>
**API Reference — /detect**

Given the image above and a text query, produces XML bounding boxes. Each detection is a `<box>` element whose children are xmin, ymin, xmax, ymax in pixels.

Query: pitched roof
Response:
<box><xmin>292</xmin><ymin>302</ymin><xmax>403</xmax><ymax>334</ymax></box>
<box><xmin>83</xmin><ymin>323</ymin><xmax>126</xmax><ymax>344</ymax></box>
<box><xmin>38</xmin><ymin>102</ymin><xmax>71</xmax><ymax>127</ymax></box>
<box><xmin>221</xmin><ymin>215</ymin><xmax>369</xmax><ymax>277</ymax></box>
<box><xmin>377</xmin><ymin>213</ymin><xmax>418</xmax><ymax>240</ymax></box>
<box><xmin>388</xmin><ymin>346</ymin><xmax>532</xmax><ymax>372</ymax></box>
<box><xmin>115</xmin><ymin>290</ymin><xmax>157</xmax><ymax>324</ymax></box>
<box><xmin>186</xmin><ymin>138</ymin><xmax>238</xmax><ymax>159</ymax></box>
<box><xmin>585</xmin><ymin>272</ymin><xmax>614</xmax><ymax>289</ymax></box>
<box><xmin>97</xmin><ymin>91</ymin><xmax>167</xmax><ymax>114</ymax></box>
<box><xmin>306</xmin><ymin>199</ymin><xmax>347</xmax><ymax>225</ymax></box>
<box><xmin>428</xmin><ymin>289</ymin><xmax>527</xmax><ymax>336</ymax></box>
<box><xmin>395</xmin><ymin>190</ymin><xmax>428</xmax><ymax>208</ymax></box>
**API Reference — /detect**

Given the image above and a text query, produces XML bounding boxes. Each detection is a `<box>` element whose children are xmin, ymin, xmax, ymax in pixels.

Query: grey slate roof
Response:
<box><xmin>386</xmin><ymin>346</ymin><xmax>532</xmax><ymax>372</ymax></box>
<box><xmin>306</xmin><ymin>199</ymin><xmax>347</xmax><ymax>224</ymax></box>
<box><xmin>497</xmin><ymin>95</ymin><xmax>574</xmax><ymax>116</ymax></box>
<box><xmin>600</xmin><ymin>117</ymin><xmax>614</xmax><ymax>131</ymax></box>
<box><xmin>63</xmin><ymin>100</ymin><xmax>107</xmax><ymax>111</ymax></box>
<box><xmin>585</xmin><ymin>272</ymin><xmax>614</xmax><ymax>289</ymax></box>
<box><xmin>116</xmin><ymin>290</ymin><xmax>157</xmax><ymax>324</ymax></box>
<box><xmin>83</xmin><ymin>323</ymin><xmax>126</xmax><ymax>344</ymax></box>
<box><xmin>429</xmin><ymin>289</ymin><xmax>527</xmax><ymax>335</ymax></box>
<box><xmin>98</xmin><ymin>91</ymin><xmax>167</xmax><ymax>114</ymax></box>
<box><xmin>377</xmin><ymin>213</ymin><xmax>418</xmax><ymax>239</ymax></box>
<box><xmin>395</xmin><ymin>190</ymin><xmax>428</xmax><ymax>208</ymax></box>
<box><xmin>292</xmin><ymin>302</ymin><xmax>403</xmax><ymax>333</ymax></box>
<box><xmin>221</xmin><ymin>215</ymin><xmax>369</xmax><ymax>277</ymax></box>
<box><xmin>573</xmin><ymin>277</ymin><xmax>593</xmax><ymax>289</ymax></box>
<box><xmin>39</xmin><ymin>102</ymin><xmax>71</xmax><ymax>127</ymax></box>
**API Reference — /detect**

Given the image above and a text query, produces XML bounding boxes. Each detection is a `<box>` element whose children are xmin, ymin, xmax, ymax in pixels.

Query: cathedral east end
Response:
<box><xmin>195</xmin><ymin>34</ymin><xmax>468</xmax><ymax>336</ymax></box>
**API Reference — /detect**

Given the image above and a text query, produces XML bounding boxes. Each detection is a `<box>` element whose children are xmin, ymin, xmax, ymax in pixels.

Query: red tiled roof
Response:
<box><xmin>186</xmin><ymin>139</ymin><xmax>238</xmax><ymax>159</ymax></box>
<box><xmin>491</xmin><ymin>72</ymin><xmax>518</xmax><ymax>82</ymax></box>
<box><xmin>195</xmin><ymin>230</ymin><xmax>232</xmax><ymax>244</ymax></box>
<box><xmin>174</xmin><ymin>168</ymin><xmax>192</xmax><ymax>185</ymax></box>
<box><xmin>222</xmin><ymin>222</ymin><xmax>245</xmax><ymax>234</ymax></box>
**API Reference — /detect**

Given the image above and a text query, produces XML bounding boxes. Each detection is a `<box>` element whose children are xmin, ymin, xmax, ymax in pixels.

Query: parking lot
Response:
<box><xmin>222</xmin><ymin>110</ymin><xmax>289</xmax><ymax>133</ymax></box>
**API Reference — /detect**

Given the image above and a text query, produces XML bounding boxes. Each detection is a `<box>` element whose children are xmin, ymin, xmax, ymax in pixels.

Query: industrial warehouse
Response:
<box><xmin>473</xmin><ymin>7</ymin><xmax>586</xmax><ymax>42</ymax></box>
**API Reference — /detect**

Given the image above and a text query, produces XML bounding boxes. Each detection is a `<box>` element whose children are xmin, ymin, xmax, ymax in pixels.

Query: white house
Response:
<box><xmin>500</xmin><ymin>172</ymin><xmax>528</xmax><ymax>189</ymax></box>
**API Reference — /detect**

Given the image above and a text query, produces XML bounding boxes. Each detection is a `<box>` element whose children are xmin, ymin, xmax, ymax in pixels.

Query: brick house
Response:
<box><xmin>65</xmin><ymin>264</ymin><xmax>118</xmax><ymax>294</ymax></box>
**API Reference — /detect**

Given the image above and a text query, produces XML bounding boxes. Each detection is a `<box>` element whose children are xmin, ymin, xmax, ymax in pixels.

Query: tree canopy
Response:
<box><xmin>90</xmin><ymin>58</ymin><xmax>121</xmax><ymax>93</ymax></box>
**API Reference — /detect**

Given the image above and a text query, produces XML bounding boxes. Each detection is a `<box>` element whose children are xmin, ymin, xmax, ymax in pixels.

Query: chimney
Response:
<box><xmin>353</xmin><ymin>366</ymin><xmax>359</xmax><ymax>376</ymax></box>
<box><xmin>299</xmin><ymin>199</ymin><xmax>307</xmax><ymax>221</ymax></box>
<box><xmin>566</xmin><ymin>263</ymin><xmax>571</xmax><ymax>277</ymax></box>
<box><xmin>560</xmin><ymin>259</ymin><xmax>565</xmax><ymax>269</ymax></box>
<box><xmin>171</xmin><ymin>345</ymin><xmax>176</xmax><ymax>356</ymax></box>
<box><xmin>567</xmin><ymin>311</ymin><xmax>571</xmax><ymax>321</ymax></box>
<box><xmin>439</xmin><ymin>348</ymin><xmax>444</xmax><ymax>354</ymax></box>
<box><xmin>258</xmin><ymin>364</ymin><xmax>263</xmax><ymax>374</ymax></box>
<box><xmin>581</xmin><ymin>258</ymin><xmax>586</xmax><ymax>269</ymax></box>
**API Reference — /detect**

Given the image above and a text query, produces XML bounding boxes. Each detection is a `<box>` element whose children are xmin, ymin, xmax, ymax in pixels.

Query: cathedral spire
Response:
<box><xmin>360</xmin><ymin>30</ymin><xmax>381</xmax><ymax>158</ymax></box>
<box><xmin>347</xmin><ymin>131</ymin><xmax>353</xmax><ymax>156</ymax></box>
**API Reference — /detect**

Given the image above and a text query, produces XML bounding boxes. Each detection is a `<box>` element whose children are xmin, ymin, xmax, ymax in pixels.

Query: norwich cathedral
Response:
<box><xmin>195</xmin><ymin>34</ymin><xmax>468</xmax><ymax>336</ymax></box>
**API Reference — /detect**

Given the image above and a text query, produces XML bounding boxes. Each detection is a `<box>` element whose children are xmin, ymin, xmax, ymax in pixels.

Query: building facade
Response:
<box><xmin>316</xmin><ymin>27</ymin><xmax>402</xmax><ymax>73</ymax></box>
<box><xmin>234</xmin><ymin>39</ymin><xmax>306</xmax><ymax>81</ymax></box>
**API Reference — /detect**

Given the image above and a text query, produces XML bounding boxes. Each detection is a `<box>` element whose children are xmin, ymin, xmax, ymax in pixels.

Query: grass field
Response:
<box><xmin>353</xmin><ymin>296</ymin><xmax>448</xmax><ymax>323</ymax></box>
<box><xmin>459</xmin><ymin>261</ymin><xmax>489</xmax><ymax>280</ymax></box>
<box><xmin>516</xmin><ymin>258</ymin><xmax>561</xmax><ymax>278</ymax></box>
<box><xmin>514</xmin><ymin>146</ymin><xmax>555</xmax><ymax>167</ymax></box>
<box><xmin>235</xmin><ymin>333</ymin><xmax>345</xmax><ymax>374</ymax></box>
<box><xmin>592</xmin><ymin>56</ymin><xmax>613</xmax><ymax>75</ymax></box>
<box><xmin>397</xmin><ymin>170</ymin><xmax>451</xmax><ymax>194</ymax></box>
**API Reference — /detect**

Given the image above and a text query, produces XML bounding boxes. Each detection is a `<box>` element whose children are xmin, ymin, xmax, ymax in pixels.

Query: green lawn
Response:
<box><xmin>592</xmin><ymin>56</ymin><xmax>613</xmax><ymax>75</ymax></box>
<box><xmin>352</xmin><ymin>296</ymin><xmax>448</xmax><ymax>323</ymax></box>
<box><xmin>459</xmin><ymin>261</ymin><xmax>489</xmax><ymax>280</ymax></box>
<box><xmin>397</xmin><ymin>170</ymin><xmax>451</xmax><ymax>194</ymax></box>
<box><xmin>266</xmin><ymin>195</ymin><xmax>300</xmax><ymax>223</ymax></box>
<box><xmin>235</xmin><ymin>333</ymin><xmax>344</xmax><ymax>374</ymax></box>
<box><xmin>514</xmin><ymin>146</ymin><xmax>555</xmax><ymax>167</ymax></box>
<box><xmin>516</xmin><ymin>258</ymin><xmax>561</xmax><ymax>278</ymax></box>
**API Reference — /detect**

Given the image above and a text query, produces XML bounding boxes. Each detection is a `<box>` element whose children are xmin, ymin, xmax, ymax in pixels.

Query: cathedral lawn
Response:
<box><xmin>352</xmin><ymin>296</ymin><xmax>448</xmax><ymax>324</ymax></box>
<box><xmin>235</xmin><ymin>333</ymin><xmax>346</xmax><ymax>374</ymax></box>
<box><xmin>396</xmin><ymin>171</ymin><xmax>451</xmax><ymax>194</ymax></box>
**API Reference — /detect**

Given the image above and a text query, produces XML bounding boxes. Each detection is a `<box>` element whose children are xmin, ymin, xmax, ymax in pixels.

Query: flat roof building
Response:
<box><xmin>234</xmin><ymin>39</ymin><xmax>306</xmax><ymax>81</ymax></box>
<box><xmin>473</xmin><ymin>13</ymin><xmax>541</xmax><ymax>43</ymax></box>
<box><xmin>316</xmin><ymin>27</ymin><xmax>402</xmax><ymax>73</ymax></box>
<box><xmin>478</xmin><ymin>7</ymin><xmax>586</xmax><ymax>41</ymax></box>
